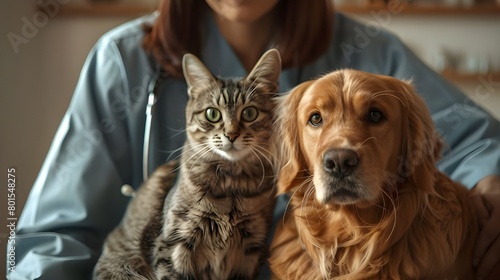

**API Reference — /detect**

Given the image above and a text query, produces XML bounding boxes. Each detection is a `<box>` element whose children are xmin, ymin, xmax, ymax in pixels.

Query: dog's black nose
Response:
<box><xmin>323</xmin><ymin>149</ymin><xmax>359</xmax><ymax>179</ymax></box>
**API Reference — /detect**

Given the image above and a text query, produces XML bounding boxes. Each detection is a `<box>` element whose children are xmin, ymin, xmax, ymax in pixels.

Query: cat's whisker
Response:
<box><xmin>166</xmin><ymin>128</ymin><xmax>188</xmax><ymax>139</ymax></box>
<box><xmin>164</xmin><ymin>145</ymin><xmax>188</xmax><ymax>162</ymax></box>
<box><xmin>181</xmin><ymin>141</ymin><xmax>211</xmax><ymax>154</ymax></box>
<box><xmin>176</xmin><ymin>144</ymin><xmax>212</xmax><ymax>172</ymax></box>
<box><xmin>162</xmin><ymin>138</ymin><xmax>209</xmax><ymax>161</ymax></box>
<box><xmin>176</xmin><ymin>143</ymin><xmax>211</xmax><ymax>162</ymax></box>
<box><xmin>251</xmin><ymin>146</ymin><xmax>275</xmax><ymax>174</ymax></box>
<box><xmin>166</xmin><ymin>127</ymin><xmax>187</xmax><ymax>135</ymax></box>
<box><xmin>253</xmin><ymin>143</ymin><xmax>279</xmax><ymax>167</ymax></box>
<box><xmin>281</xmin><ymin>175</ymin><xmax>311</xmax><ymax>226</ymax></box>
<box><xmin>248</xmin><ymin>148</ymin><xmax>267</xmax><ymax>190</ymax></box>
<box><xmin>185</xmin><ymin>146</ymin><xmax>214</xmax><ymax>170</ymax></box>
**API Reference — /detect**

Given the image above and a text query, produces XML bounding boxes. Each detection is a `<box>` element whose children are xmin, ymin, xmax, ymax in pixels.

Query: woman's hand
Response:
<box><xmin>470</xmin><ymin>175</ymin><xmax>500</xmax><ymax>280</ymax></box>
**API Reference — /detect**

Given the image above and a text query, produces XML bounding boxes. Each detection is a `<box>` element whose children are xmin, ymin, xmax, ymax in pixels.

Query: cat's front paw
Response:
<box><xmin>93</xmin><ymin>267</ymin><xmax>154</xmax><ymax>280</ymax></box>
<box><xmin>93</xmin><ymin>254</ymin><xmax>156</xmax><ymax>280</ymax></box>
<box><xmin>155</xmin><ymin>265</ymin><xmax>196</xmax><ymax>280</ymax></box>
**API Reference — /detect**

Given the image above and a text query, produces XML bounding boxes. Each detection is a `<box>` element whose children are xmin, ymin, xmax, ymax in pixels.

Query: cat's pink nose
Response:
<box><xmin>225</xmin><ymin>132</ymin><xmax>240</xmax><ymax>143</ymax></box>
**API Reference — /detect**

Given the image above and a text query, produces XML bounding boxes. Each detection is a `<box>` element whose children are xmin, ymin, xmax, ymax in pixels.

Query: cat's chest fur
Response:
<box><xmin>152</xmin><ymin>159</ymin><xmax>275</xmax><ymax>279</ymax></box>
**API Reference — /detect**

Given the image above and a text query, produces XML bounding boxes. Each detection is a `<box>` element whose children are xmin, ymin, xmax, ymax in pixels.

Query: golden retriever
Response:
<box><xmin>269</xmin><ymin>69</ymin><xmax>478</xmax><ymax>280</ymax></box>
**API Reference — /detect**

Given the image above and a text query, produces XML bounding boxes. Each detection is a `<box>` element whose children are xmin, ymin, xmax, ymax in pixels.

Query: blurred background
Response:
<box><xmin>1</xmin><ymin>0</ymin><xmax>500</xmax><ymax>275</ymax></box>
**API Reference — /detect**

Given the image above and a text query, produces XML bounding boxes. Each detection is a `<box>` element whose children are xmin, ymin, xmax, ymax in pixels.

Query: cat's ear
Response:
<box><xmin>182</xmin><ymin>53</ymin><xmax>217</xmax><ymax>96</ymax></box>
<box><xmin>246</xmin><ymin>49</ymin><xmax>282</xmax><ymax>92</ymax></box>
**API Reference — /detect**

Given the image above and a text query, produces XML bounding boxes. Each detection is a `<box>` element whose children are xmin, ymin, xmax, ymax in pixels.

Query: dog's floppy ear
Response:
<box><xmin>398</xmin><ymin>81</ymin><xmax>442</xmax><ymax>193</ymax></box>
<box><xmin>274</xmin><ymin>81</ymin><xmax>314</xmax><ymax>194</ymax></box>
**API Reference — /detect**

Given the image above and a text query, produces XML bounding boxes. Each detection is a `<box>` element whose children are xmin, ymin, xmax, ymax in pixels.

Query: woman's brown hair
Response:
<box><xmin>142</xmin><ymin>0</ymin><xmax>333</xmax><ymax>78</ymax></box>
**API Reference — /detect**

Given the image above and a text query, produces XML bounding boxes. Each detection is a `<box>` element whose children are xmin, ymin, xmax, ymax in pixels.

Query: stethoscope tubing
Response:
<box><xmin>143</xmin><ymin>68</ymin><xmax>162</xmax><ymax>182</ymax></box>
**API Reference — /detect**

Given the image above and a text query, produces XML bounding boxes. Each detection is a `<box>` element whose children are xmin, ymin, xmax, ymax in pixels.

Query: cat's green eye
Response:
<box><xmin>205</xmin><ymin>108</ymin><xmax>221</xmax><ymax>123</ymax></box>
<box><xmin>241</xmin><ymin>106</ymin><xmax>259</xmax><ymax>122</ymax></box>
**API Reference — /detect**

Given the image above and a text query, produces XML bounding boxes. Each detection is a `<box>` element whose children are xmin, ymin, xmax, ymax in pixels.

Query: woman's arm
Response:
<box><xmin>471</xmin><ymin>175</ymin><xmax>500</xmax><ymax>279</ymax></box>
<box><xmin>9</xmin><ymin>39</ymin><xmax>142</xmax><ymax>279</ymax></box>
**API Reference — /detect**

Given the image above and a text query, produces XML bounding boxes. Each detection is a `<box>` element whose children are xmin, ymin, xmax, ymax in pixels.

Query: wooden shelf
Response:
<box><xmin>441</xmin><ymin>70</ymin><xmax>500</xmax><ymax>83</ymax></box>
<box><xmin>51</xmin><ymin>3</ymin><xmax>500</xmax><ymax>17</ymax></box>
<box><xmin>337</xmin><ymin>3</ymin><xmax>500</xmax><ymax>15</ymax></box>
<box><xmin>55</xmin><ymin>3</ymin><xmax>156</xmax><ymax>17</ymax></box>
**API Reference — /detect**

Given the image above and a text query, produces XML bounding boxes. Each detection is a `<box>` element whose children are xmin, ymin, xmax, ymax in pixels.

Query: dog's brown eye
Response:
<box><xmin>369</xmin><ymin>109</ymin><xmax>383</xmax><ymax>122</ymax></box>
<box><xmin>309</xmin><ymin>113</ymin><xmax>322</xmax><ymax>126</ymax></box>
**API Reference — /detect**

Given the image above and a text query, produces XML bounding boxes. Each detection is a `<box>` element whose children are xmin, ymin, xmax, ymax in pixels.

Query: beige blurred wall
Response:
<box><xmin>0</xmin><ymin>1</ymin><xmax>139</xmax><ymax>275</ymax></box>
<box><xmin>351</xmin><ymin>13</ymin><xmax>500</xmax><ymax>118</ymax></box>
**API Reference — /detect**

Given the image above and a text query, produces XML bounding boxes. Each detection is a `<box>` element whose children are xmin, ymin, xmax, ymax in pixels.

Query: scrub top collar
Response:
<box><xmin>202</xmin><ymin>9</ymin><xmax>248</xmax><ymax>79</ymax></box>
<box><xmin>199</xmin><ymin>9</ymin><xmax>303</xmax><ymax>92</ymax></box>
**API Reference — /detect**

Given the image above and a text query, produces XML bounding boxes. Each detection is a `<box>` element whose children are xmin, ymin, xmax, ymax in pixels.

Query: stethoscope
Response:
<box><xmin>121</xmin><ymin>66</ymin><xmax>165</xmax><ymax>197</ymax></box>
<box><xmin>143</xmin><ymin>67</ymin><xmax>164</xmax><ymax>182</ymax></box>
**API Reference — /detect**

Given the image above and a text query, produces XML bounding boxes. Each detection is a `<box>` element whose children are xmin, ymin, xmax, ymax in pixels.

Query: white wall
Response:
<box><xmin>1</xmin><ymin>1</ymin><xmax>499</xmax><ymax>275</ymax></box>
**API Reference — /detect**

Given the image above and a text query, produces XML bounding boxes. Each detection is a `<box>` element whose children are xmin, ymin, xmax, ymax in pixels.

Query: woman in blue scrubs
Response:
<box><xmin>9</xmin><ymin>0</ymin><xmax>500</xmax><ymax>279</ymax></box>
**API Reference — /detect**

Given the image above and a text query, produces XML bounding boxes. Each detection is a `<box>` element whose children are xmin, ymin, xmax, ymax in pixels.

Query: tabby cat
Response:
<box><xmin>93</xmin><ymin>49</ymin><xmax>281</xmax><ymax>280</ymax></box>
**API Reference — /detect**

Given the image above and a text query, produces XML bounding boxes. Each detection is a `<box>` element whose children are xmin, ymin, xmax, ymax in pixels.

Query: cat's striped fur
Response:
<box><xmin>94</xmin><ymin>49</ymin><xmax>281</xmax><ymax>280</ymax></box>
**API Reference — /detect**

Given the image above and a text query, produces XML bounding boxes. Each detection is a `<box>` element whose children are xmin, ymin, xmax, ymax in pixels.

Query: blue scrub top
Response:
<box><xmin>9</xmin><ymin>11</ymin><xmax>500</xmax><ymax>280</ymax></box>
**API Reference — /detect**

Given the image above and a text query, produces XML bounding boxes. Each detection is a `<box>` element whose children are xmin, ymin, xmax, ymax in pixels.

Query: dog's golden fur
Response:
<box><xmin>269</xmin><ymin>69</ymin><xmax>478</xmax><ymax>279</ymax></box>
